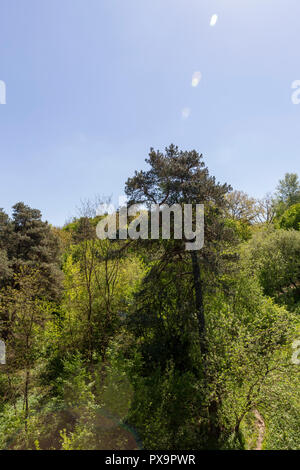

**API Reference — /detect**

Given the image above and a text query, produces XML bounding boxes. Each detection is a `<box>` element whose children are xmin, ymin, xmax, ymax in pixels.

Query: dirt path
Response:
<box><xmin>253</xmin><ymin>409</ymin><xmax>265</xmax><ymax>450</ymax></box>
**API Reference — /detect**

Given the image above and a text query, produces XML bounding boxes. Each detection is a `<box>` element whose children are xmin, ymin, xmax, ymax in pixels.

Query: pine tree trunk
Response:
<box><xmin>24</xmin><ymin>368</ymin><xmax>30</xmax><ymax>433</ymax></box>
<box><xmin>190</xmin><ymin>251</ymin><xmax>206</xmax><ymax>357</ymax></box>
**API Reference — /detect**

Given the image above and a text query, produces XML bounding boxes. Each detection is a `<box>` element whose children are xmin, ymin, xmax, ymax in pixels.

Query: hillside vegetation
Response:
<box><xmin>0</xmin><ymin>146</ymin><xmax>299</xmax><ymax>450</ymax></box>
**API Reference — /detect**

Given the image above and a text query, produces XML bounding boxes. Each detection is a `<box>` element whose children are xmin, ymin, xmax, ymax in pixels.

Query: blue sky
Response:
<box><xmin>0</xmin><ymin>0</ymin><xmax>299</xmax><ymax>225</ymax></box>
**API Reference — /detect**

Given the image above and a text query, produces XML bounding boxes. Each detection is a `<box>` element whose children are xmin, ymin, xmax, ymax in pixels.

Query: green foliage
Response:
<box><xmin>0</xmin><ymin>202</ymin><xmax>63</xmax><ymax>300</ymax></box>
<box><xmin>262</xmin><ymin>368</ymin><xmax>300</xmax><ymax>449</ymax></box>
<box><xmin>1</xmin><ymin>164</ymin><xmax>300</xmax><ymax>450</ymax></box>
<box><xmin>278</xmin><ymin>203</ymin><xmax>300</xmax><ymax>231</ymax></box>
<box><xmin>128</xmin><ymin>362</ymin><xmax>204</xmax><ymax>450</ymax></box>
<box><xmin>276</xmin><ymin>173</ymin><xmax>300</xmax><ymax>208</ymax></box>
<box><xmin>241</xmin><ymin>228</ymin><xmax>300</xmax><ymax>308</ymax></box>
<box><xmin>225</xmin><ymin>218</ymin><xmax>252</xmax><ymax>241</ymax></box>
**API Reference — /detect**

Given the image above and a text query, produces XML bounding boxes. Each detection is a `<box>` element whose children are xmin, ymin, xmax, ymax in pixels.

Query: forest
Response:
<box><xmin>0</xmin><ymin>145</ymin><xmax>299</xmax><ymax>450</ymax></box>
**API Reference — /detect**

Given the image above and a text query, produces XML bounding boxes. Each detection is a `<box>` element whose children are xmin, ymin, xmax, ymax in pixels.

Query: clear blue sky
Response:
<box><xmin>0</xmin><ymin>0</ymin><xmax>299</xmax><ymax>226</ymax></box>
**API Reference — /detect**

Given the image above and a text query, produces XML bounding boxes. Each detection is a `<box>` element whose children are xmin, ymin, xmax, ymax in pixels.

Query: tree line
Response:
<box><xmin>0</xmin><ymin>145</ymin><xmax>299</xmax><ymax>449</ymax></box>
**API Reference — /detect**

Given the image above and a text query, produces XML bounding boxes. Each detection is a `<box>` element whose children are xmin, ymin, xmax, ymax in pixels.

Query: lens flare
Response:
<box><xmin>191</xmin><ymin>71</ymin><xmax>202</xmax><ymax>87</ymax></box>
<box><xmin>210</xmin><ymin>14</ymin><xmax>218</xmax><ymax>27</ymax></box>
<box><xmin>181</xmin><ymin>107</ymin><xmax>191</xmax><ymax>119</ymax></box>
